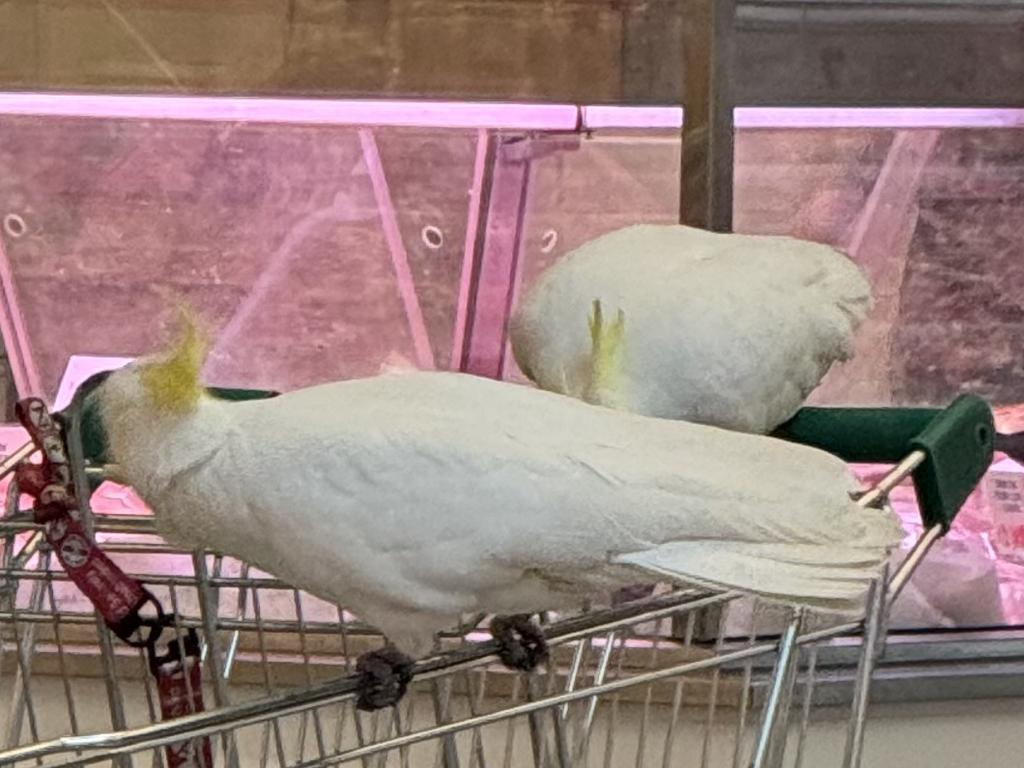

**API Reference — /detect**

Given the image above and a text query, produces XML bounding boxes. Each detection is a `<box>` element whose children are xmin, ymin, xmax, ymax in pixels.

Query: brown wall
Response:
<box><xmin>0</xmin><ymin>0</ymin><xmax>683</xmax><ymax>102</ymax></box>
<box><xmin>2</xmin><ymin>2</ymin><xmax>1020</xmax><ymax>107</ymax></box>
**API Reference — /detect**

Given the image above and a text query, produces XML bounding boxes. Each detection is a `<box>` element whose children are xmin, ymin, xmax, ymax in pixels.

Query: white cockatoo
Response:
<box><xmin>510</xmin><ymin>224</ymin><xmax>873</xmax><ymax>434</ymax></box>
<box><xmin>93</xmin><ymin>309</ymin><xmax>901</xmax><ymax>709</ymax></box>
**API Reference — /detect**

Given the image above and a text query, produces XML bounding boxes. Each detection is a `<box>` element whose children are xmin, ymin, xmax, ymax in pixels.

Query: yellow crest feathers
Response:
<box><xmin>587</xmin><ymin>298</ymin><xmax>626</xmax><ymax>402</ymax></box>
<box><xmin>139</xmin><ymin>301</ymin><xmax>209</xmax><ymax>414</ymax></box>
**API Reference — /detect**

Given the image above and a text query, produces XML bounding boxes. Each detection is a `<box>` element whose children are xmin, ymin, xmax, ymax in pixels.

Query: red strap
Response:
<box><xmin>14</xmin><ymin>398</ymin><xmax>150</xmax><ymax>640</ymax></box>
<box><xmin>155</xmin><ymin>642</ymin><xmax>214</xmax><ymax>768</ymax></box>
<box><xmin>14</xmin><ymin>397</ymin><xmax>213</xmax><ymax>763</ymax></box>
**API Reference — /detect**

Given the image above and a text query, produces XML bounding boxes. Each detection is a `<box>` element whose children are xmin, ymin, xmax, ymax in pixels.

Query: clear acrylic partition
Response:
<box><xmin>0</xmin><ymin>96</ymin><xmax>1022</xmax><ymax>637</ymax></box>
<box><xmin>510</xmin><ymin>107</ymin><xmax>1024</xmax><ymax>634</ymax></box>
<box><xmin>731</xmin><ymin>110</ymin><xmax>1024</xmax><ymax>633</ymax></box>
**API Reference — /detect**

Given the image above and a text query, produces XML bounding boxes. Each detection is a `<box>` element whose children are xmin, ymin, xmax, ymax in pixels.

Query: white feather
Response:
<box><xmin>510</xmin><ymin>224</ymin><xmax>873</xmax><ymax>433</ymax></box>
<box><xmin>98</xmin><ymin>369</ymin><xmax>901</xmax><ymax>658</ymax></box>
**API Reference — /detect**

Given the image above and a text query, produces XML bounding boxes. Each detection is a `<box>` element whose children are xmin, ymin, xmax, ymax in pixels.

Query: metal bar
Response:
<box><xmin>0</xmin><ymin>441</ymin><xmax>33</xmax><ymax>480</ymax></box>
<box><xmin>0</xmin><ymin>591</ymin><xmax>726</xmax><ymax>763</ymax></box>
<box><xmin>358</xmin><ymin>128</ymin><xmax>436</xmax><ymax>370</ymax></box>
<box><xmin>680</xmin><ymin>0</ymin><xmax>736</xmax><ymax>231</ymax></box>
<box><xmin>577</xmin><ymin>631</ymin><xmax>616</xmax><ymax>763</ymax></box>
<box><xmin>460</xmin><ymin>136</ymin><xmax>533</xmax><ymax>378</ymax></box>
<box><xmin>886</xmin><ymin>525</ymin><xmax>943</xmax><ymax>604</ymax></box>
<box><xmin>319</xmin><ymin>642</ymin><xmax>797</xmax><ymax>768</ymax></box>
<box><xmin>450</xmin><ymin>129</ymin><xmax>492</xmax><ymax>371</ymax></box>
<box><xmin>3</xmin><ymin>555</ymin><xmax>48</xmax><ymax>750</ymax></box>
<box><xmin>430</xmin><ymin>677</ymin><xmax>462</xmax><ymax>768</ymax></box>
<box><xmin>66</xmin><ymin>398</ymin><xmax>133</xmax><ymax>768</ymax></box>
<box><xmin>857</xmin><ymin>450</ymin><xmax>927</xmax><ymax>509</ymax></box>
<box><xmin>729</xmin><ymin>622</ymin><xmax>758</xmax><ymax>768</ymax></box>
<box><xmin>44</xmin><ymin>573</ymin><xmax>80</xmax><ymax>740</ymax></box>
<box><xmin>750</xmin><ymin>612</ymin><xmax>804</xmax><ymax>768</ymax></box>
<box><xmin>0</xmin><ymin>233</ymin><xmax>42</xmax><ymax>398</ymax></box>
<box><xmin>292</xmin><ymin>590</ymin><xmax>327</xmax><ymax>764</ymax></box>
<box><xmin>792</xmin><ymin>644</ymin><xmax>819</xmax><ymax>768</ymax></box>
<box><xmin>698</xmin><ymin>608</ymin><xmax>728</xmax><ymax>768</ymax></box>
<box><xmin>842</xmin><ymin>576</ymin><xmax>888</xmax><ymax>768</ymax></box>
<box><xmin>661</xmin><ymin>612</ymin><xmax>696</xmax><ymax>768</ymax></box>
<box><xmin>192</xmin><ymin>552</ymin><xmax>240</xmax><ymax>768</ymax></box>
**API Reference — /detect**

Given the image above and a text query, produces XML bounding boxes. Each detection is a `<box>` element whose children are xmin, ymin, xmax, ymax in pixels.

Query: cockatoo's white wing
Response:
<box><xmin>510</xmin><ymin>224</ymin><xmax>873</xmax><ymax>433</ymax></box>
<box><xmin>133</xmin><ymin>372</ymin><xmax>900</xmax><ymax>648</ymax></box>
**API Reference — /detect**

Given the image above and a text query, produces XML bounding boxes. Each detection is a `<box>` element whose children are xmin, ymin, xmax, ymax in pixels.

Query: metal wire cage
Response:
<box><xmin>0</xmin><ymin>391</ymin><xmax>995</xmax><ymax>768</ymax></box>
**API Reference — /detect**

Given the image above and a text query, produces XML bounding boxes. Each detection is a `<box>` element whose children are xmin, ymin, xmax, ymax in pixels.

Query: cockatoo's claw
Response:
<box><xmin>355</xmin><ymin>646</ymin><xmax>415</xmax><ymax>711</ymax></box>
<box><xmin>611</xmin><ymin>583</ymin><xmax>657</xmax><ymax>606</ymax></box>
<box><xmin>491</xmin><ymin>614</ymin><xmax>548</xmax><ymax>672</ymax></box>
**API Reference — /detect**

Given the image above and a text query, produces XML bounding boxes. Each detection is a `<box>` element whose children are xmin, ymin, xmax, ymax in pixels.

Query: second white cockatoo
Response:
<box><xmin>93</xmin><ymin>309</ymin><xmax>901</xmax><ymax>709</ymax></box>
<box><xmin>510</xmin><ymin>224</ymin><xmax>873</xmax><ymax>433</ymax></box>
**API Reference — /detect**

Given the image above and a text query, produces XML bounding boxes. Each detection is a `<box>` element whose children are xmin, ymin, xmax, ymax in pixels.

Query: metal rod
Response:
<box><xmin>0</xmin><ymin>233</ymin><xmax>43</xmax><ymax>397</ymax></box>
<box><xmin>451</xmin><ymin>129</ymin><xmax>492</xmax><ymax>371</ymax></box>
<box><xmin>0</xmin><ymin>441</ymin><xmax>35</xmax><ymax>481</ymax></box>
<box><xmin>887</xmin><ymin>525</ymin><xmax>944</xmax><ymax>602</ymax></box>
<box><xmin>0</xmin><ymin>591</ymin><xmax>734</xmax><ymax>763</ymax></box>
<box><xmin>843</xmin><ymin>576</ymin><xmax>889</xmax><ymax>768</ymax></box>
<box><xmin>750</xmin><ymin>612</ymin><xmax>803</xmax><ymax>768</ymax></box>
<box><xmin>856</xmin><ymin>451</ymin><xmax>926</xmax><ymax>509</ymax></box>
<box><xmin>680</xmin><ymin>0</ymin><xmax>736</xmax><ymax>231</ymax></box>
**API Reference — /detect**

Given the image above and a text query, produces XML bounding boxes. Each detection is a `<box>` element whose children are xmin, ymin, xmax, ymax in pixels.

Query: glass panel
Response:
<box><xmin>734</xmin><ymin>119</ymin><xmax>1024</xmax><ymax>631</ymax></box>
<box><xmin>2</xmin><ymin>99</ymin><xmax>1021</xmax><ymax>636</ymax></box>
<box><xmin>503</xmin><ymin>127</ymin><xmax>681</xmax><ymax>384</ymax></box>
<box><xmin>0</xmin><ymin>115</ymin><xmax>479</xmax><ymax>399</ymax></box>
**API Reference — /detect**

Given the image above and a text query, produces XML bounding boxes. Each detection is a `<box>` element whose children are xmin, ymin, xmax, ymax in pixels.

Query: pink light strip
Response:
<box><xmin>736</xmin><ymin>107</ymin><xmax>1024</xmax><ymax>129</ymax></box>
<box><xmin>0</xmin><ymin>93</ymin><xmax>579</xmax><ymax>131</ymax></box>
<box><xmin>582</xmin><ymin>105</ymin><xmax>682</xmax><ymax>130</ymax></box>
<box><xmin>2</xmin><ymin>93</ymin><xmax>1024</xmax><ymax>131</ymax></box>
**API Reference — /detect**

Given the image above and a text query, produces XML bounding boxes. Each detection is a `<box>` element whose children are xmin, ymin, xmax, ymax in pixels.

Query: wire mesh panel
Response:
<box><xmin>0</xmin><ymin>481</ymin><xmax>917</xmax><ymax>768</ymax></box>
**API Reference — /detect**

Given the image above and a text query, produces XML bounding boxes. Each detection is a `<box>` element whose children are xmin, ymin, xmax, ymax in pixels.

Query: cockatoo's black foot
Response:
<box><xmin>355</xmin><ymin>646</ymin><xmax>414</xmax><ymax>711</ymax></box>
<box><xmin>491</xmin><ymin>614</ymin><xmax>548</xmax><ymax>672</ymax></box>
<box><xmin>612</xmin><ymin>584</ymin><xmax>656</xmax><ymax>605</ymax></box>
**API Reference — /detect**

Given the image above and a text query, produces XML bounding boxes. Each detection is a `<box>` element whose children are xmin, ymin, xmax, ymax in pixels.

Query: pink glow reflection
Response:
<box><xmin>1</xmin><ymin>92</ymin><xmax>1023</xmax><ymax>130</ymax></box>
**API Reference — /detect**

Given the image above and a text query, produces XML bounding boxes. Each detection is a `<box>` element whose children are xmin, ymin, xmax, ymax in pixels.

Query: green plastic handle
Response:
<box><xmin>771</xmin><ymin>407</ymin><xmax>940</xmax><ymax>463</ymax></box>
<box><xmin>774</xmin><ymin>395</ymin><xmax>995</xmax><ymax>530</ymax></box>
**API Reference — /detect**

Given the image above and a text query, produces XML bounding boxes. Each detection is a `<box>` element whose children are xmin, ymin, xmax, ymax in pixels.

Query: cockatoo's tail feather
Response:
<box><xmin>138</xmin><ymin>304</ymin><xmax>209</xmax><ymax>414</ymax></box>
<box><xmin>587</xmin><ymin>299</ymin><xmax>626</xmax><ymax>407</ymax></box>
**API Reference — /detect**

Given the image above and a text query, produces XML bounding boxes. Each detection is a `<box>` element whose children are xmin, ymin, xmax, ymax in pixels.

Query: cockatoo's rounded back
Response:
<box><xmin>510</xmin><ymin>224</ymin><xmax>873</xmax><ymax>433</ymax></box>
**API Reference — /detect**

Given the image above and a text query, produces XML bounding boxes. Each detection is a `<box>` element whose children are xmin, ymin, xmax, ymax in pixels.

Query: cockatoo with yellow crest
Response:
<box><xmin>92</xmin><ymin>306</ymin><xmax>901</xmax><ymax>710</ymax></box>
<box><xmin>510</xmin><ymin>224</ymin><xmax>873</xmax><ymax>433</ymax></box>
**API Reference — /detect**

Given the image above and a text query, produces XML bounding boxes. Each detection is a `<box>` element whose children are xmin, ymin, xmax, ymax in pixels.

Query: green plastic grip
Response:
<box><xmin>773</xmin><ymin>394</ymin><xmax>995</xmax><ymax>530</ymax></box>
<box><xmin>908</xmin><ymin>395</ymin><xmax>995</xmax><ymax>530</ymax></box>
<box><xmin>771</xmin><ymin>407</ymin><xmax>940</xmax><ymax>464</ymax></box>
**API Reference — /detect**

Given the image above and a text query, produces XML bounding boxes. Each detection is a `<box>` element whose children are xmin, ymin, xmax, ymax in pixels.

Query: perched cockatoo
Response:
<box><xmin>93</xmin><ymin>309</ymin><xmax>901</xmax><ymax>710</ymax></box>
<box><xmin>510</xmin><ymin>224</ymin><xmax>873</xmax><ymax>433</ymax></box>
